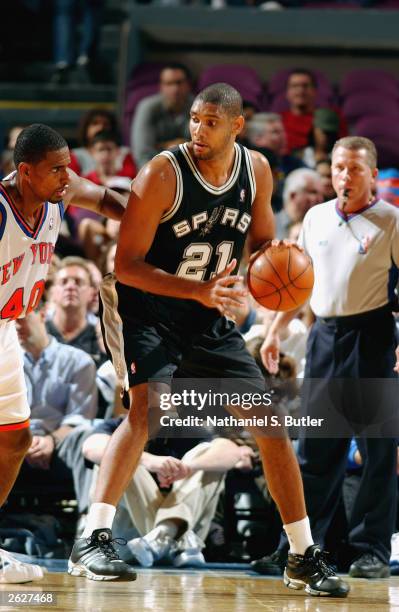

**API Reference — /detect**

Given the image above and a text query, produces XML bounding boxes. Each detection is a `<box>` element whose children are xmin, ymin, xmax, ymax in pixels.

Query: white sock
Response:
<box><xmin>284</xmin><ymin>516</ymin><xmax>314</xmax><ymax>555</ymax></box>
<box><xmin>146</xmin><ymin>520</ymin><xmax>179</xmax><ymax>542</ymax></box>
<box><xmin>82</xmin><ymin>503</ymin><xmax>116</xmax><ymax>538</ymax></box>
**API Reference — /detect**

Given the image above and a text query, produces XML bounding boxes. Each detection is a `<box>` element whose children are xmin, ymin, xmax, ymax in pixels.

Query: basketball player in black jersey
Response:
<box><xmin>69</xmin><ymin>84</ymin><xmax>348</xmax><ymax>597</ymax></box>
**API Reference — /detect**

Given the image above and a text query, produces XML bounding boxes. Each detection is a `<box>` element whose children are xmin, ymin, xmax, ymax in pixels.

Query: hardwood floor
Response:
<box><xmin>1</xmin><ymin>570</ymin><xmax>398</xmax><ymax>611</ymax></box>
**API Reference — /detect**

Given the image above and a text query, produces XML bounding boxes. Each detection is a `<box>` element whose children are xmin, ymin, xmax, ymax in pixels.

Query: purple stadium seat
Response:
<box><xmin>372</xmin><ymin>138</ymin><xmax>399</xmax><ymax>169</ymax></box>
<box><xmin>355</xmin><ymin>116</ymin><xmax>399</xmax><ymax>141</ymax></box>
<box><xmin>340</xmin><ymin>70</ymin><xmax>399</xmax><ymax>98</ymax></box>
<box><xmin>126</xmin><ymin>62</ymin><xmax>166</xmax><ymax>95</ymax></box>
<box><xmin>198</xmin><ymin>64</ymin><xmax>263</xmax><ymax>109</ymax></box>
<box><xmin>342</xmin><ymin>92</ymin><xmax>399</xmax><ymax>124</ymax></box>
<box><xmin>123</xmin><ymin>83</ymin><xmax>159</xmax><ymax>146</ymax></box>
<box><xmin>124</xmin><ymin>62</ymin><xmax>167</xmax><ymax>145</ymax></box>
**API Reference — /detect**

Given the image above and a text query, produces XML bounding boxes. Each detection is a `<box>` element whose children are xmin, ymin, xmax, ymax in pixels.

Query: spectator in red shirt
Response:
<box><xmin>280</xmin><ymin>69</ymin><xmax>347</xmax><ymax>155</ymax></box>
<box><xmin>83</xmin><ymin>131</ymin><xmax>134</xmax><ymax>185</ymax></box>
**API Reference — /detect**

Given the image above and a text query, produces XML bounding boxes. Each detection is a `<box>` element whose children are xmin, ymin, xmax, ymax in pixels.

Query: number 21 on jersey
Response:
<box><xmin>176</xmin><ymin>241</ymin><xmax>234</xmax><ymax>280</ymax></box>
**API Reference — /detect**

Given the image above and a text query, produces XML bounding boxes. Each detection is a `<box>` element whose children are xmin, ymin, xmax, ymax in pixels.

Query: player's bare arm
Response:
<box><xmin>64</xmin><ymin>168</ymin><xmax>127</xmax><ymax>220</ymax></box>
<box><xmin>246</xmin><ymin>151</ymin><xmax>275</xmax><ymax>255</ymax></box>
<box><xmin>115</xmin><ymin>156</ymin><xmax>246</xmax><ymax>312</ymax></box>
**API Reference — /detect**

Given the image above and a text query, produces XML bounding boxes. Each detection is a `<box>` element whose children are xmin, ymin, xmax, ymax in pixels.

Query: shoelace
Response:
<box><xmin>86</xmin><ymin>536</ymin><xmax>127</xmax><ymax>561</ymax></box>
<box><xmin>310</xmin><ymin>549</ymin><xmax>336</xmax><ymax>578</ymax></box>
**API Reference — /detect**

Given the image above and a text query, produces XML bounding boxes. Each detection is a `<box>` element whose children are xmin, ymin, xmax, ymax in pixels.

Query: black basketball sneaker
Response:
<box><xmin>284</xmin><ymin>545</ymin><xmax>350</xmax><ymax>597</ymax></box>
<box><xmin>68</xmin><ymin>529</ymin><xmax>137</xmax><ymax>581</ymax></box>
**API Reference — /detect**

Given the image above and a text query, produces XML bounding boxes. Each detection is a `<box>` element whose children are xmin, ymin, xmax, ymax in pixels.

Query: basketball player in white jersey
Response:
<box><xmin>0</xmin><ymin>123</ymin><xmax>127</xmax><ymax>583</ymax></box>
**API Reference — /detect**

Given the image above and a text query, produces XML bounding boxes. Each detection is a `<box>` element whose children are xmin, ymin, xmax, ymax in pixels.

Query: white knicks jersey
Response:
<box><xmin>0</xmin><ymin>183</ymin><xmax>64</xmax><ymax>321</ymax></box>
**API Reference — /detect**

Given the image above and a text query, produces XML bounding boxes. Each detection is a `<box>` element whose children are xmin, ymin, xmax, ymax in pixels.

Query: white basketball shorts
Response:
<box><xmin>0</xmin><ymin>322</ymin><xmax>30</xmax><ymax>429</ymax></box>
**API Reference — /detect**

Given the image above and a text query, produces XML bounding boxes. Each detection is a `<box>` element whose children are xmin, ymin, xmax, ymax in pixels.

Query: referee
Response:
<box><xmin>259</xmin><ymin>136</ymin><xmax>399</xmax><ymax>579</ymax></box>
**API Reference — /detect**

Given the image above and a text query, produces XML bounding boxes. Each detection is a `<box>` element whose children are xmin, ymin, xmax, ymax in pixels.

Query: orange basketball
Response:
<box><xmin>247</xmin><ymin>244</ymin><xmax>314</xmax><ymax>312</ymax></box>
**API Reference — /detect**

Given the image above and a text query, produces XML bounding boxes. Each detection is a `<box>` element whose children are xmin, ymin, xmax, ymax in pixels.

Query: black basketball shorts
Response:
<box><xmin>99</xmin><ymin>273</ymin><xmax>265</xmax><ymax>390</ymax></box>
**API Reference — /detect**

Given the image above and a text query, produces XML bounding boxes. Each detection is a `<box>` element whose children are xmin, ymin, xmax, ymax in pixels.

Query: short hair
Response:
<box><xmin>332</xmin><ymin>136</ymin><xmax>377</xmax><ymax>169</ymax></box>
<box><xmin>55</xmin><ymin>256</ymin><xmax>93</xmax><ymax>286</ymax></box>
<box><xmin>287</xmin><ymin>68</ymin><xmax>317</xmax><ymax>88</ymax></box>
<box><xmin>161</xmin><ymin>63</ymin><xmax>192</xmax><ymax>83</ymax></box>
<box><xmin>194</xmin><ymin>83</ymin><xmax>243</xmax><ymax>117</ymax></box>
<box><xmin>89</xmin><ymin>130</ymin><xmax>120</xmax><ymax>148</ymax></box>
<box><xmin>78</xmin><ymin>108</ymin><xmax>118</xmax><ymax>147</ymax></box>
<box><xmin>283</xmin><ymin>168</ymin><xmax>321</xmax><ymax>204</ymax></box>
<box><xmin>13</xmin><ymin>124</ymin><xmax>67</xmax><ymax>168</ymax></box>
<box><xmin>246</xmin><ymin>113</ymin><xmax>282</xmax><ymax>141</ymax></box>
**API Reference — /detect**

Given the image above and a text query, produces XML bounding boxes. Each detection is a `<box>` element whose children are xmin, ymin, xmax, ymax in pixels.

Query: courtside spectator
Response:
<box><xmin>46</xmin><ymin>257</ymin><xmax>107</xmax><ymax>367</ymax></box>
<box><xmin>14</xmin><ymin>305</ymin><xmax>97</xmax><ymax>513</ymax></box>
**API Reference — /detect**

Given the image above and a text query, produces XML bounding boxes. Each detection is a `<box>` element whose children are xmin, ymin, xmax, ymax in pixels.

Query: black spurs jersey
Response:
<box><xmin>118</xmin><ymin>142</ymin><xmax>257</xmax><ymax>331</ymax></box>
<box><xmin>147</xmin><ymin>142</ymin><xmax>256</xmax><ymax>276</ymax></box>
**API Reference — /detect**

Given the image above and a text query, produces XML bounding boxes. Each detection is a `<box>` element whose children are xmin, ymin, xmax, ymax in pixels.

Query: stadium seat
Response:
<box><xmin>340</xmin><ymin>69</ymin><xmax>399</xmax><ymax>98</ymax></box>
<box><xmin>342</xmin><ymin>92</ymin><xmax>399</xmax><ymax>124</ymax></box>
<box><xmin>198</xmin><ymin>64</ymin><xmax>263</xmax><ymax>110</ymax></box>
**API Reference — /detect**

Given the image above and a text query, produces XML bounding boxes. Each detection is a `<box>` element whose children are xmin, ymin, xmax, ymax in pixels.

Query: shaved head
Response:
<box><xmin>194</xmin><ymin>83</ymin><xmax>243</xmax><ymax>117</ymax></box>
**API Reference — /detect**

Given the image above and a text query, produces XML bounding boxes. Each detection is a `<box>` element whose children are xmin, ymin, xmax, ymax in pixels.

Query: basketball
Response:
<box><xmin>247</xmin><ymin>243</ymin><xmax>314</xmax><ymax>311</ymax></box>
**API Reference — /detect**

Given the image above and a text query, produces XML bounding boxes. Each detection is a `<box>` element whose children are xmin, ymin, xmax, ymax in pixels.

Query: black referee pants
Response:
<box><xmin>298</xmin><ymin>306</ymin><xmax>398</xmax><ymax>564</ymax></box>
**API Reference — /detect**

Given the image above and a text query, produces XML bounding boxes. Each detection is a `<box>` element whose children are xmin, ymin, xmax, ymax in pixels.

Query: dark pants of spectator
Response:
<box><xmin>280</xmin><ymin>306</ymin><xmax>398</xmax><ymax>565</ymax></box>
<box><xmin>53</xmin><ymin>0</ymin><xmax>104</xmax><ymax>67</ymax></box>
<box><xmin>12</xmin><ymin>425</ymin><xmax>94</xmax><ymax>514</ymax></box>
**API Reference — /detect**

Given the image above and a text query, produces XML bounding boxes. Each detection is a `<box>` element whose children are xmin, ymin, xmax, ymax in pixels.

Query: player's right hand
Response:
<box><xmin>196</xmin><ymin>259</ymin><xmax>248</xmax><ymax>315</ymax></box>
<box><xmin>260</xmin><ymin>331</ymin><xmax>280</xmax><ymax>374</ymax></box>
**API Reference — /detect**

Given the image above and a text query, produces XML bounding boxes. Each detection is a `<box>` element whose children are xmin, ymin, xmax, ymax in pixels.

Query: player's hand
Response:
<box><xmin>394</xmin><ymin>345</ymin><xmax>399</xmax><ymax>373</ymax></box>
<box><xmin>196</xmin><ymin>259</ymin><xmax>248</xmax><ymax>316</ymax></box>
<box><xmin>260</xmin><ymin>330</ymin><xmax>280</xmax><ymax>374</ymax></box>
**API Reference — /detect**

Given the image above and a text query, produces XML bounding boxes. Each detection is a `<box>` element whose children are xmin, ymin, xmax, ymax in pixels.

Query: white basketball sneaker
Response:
<box><xmin>0</xmin><ymin>549</ymin><xmax>45</xmax><ymax>583</ymax></box>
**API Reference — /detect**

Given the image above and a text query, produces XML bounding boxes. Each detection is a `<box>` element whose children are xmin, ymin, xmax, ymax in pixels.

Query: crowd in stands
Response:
<box><xmin>1</xmin><ymin>61</ymin><xmax>399</xmax><ymax>571</ymax></box>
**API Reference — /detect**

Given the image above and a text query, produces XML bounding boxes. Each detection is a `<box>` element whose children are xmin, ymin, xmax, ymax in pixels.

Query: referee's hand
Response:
<box><xmin>394</xmin><ymin>345</ymin><xmax>399</xmax><ymax>373</ymax></box>
<box><xmin>261</xmin><ymin>331</ymin><xmax>280</xmax><ymax>374</ymax></box>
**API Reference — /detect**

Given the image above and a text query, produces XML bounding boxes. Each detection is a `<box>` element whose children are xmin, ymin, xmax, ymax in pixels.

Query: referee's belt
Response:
<box><xmin>316</xmin><ymin>303</ymin><xmax>393</xmax><ymax>329</ymax></box>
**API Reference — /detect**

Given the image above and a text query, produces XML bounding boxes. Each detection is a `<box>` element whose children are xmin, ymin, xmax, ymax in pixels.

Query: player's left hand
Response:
<box><xmin>394</xmin><ymin>345</ymin><xmax>399</xmax><ymax>373</ymax></box>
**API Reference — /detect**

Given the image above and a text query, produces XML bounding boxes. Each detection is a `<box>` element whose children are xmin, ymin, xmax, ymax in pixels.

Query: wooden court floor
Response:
<box><xmin>1</xmin><ymin>570</ymin><xmax>399</xmax><ymax>612</ymax></box>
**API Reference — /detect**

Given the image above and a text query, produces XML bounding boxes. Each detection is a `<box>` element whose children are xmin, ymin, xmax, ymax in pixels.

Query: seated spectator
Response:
<box><xmin>83</xmin><ymin>418</ymin><xmax>254</xmax><ymax>567</ymax></box>
<box><xmin>131</xmin><ymin>63</ymin><xmax>193</xmax><ymax>168</ymax></box>
<box><xmin>70</xmin><ymin>108</ymin><xmax>136</xmax><ymax>177</ymax></box>
<box><xmin>84</xmin><ymin>131</ymin><xmax>135</xmax><ymax>185</ymax></box>
<box><xmin>246</xmin><ymin>113</ymin><xmax>307</xmax><ymax>211</ymax></box>
<box><xmin>302</xmin><ymin>109</ymin><xmax>340</xmax><ymax>168</ymax></box>
<box><xmin>13</xmin><ymin>304</ymin><xmax>97</xmax><ymax>515</ymax></box>
<box><xmin>46</xmin><ymin>257</ymin><xmax>107</xmax><ymax>367</ymax></box>
<box><xmin>275</xmin><ymin>168</ymin><xmax>323</xmax><ymax>238</ymax></box>
<box><xmin>315</xmin><ymin>158</ymin><xmax>336</xmax><ymax>201</ymax></box>
<box><xmin>280</xmin><ymin>69</ymin><xmax>347</xmax><ymax>155</ymax></box>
